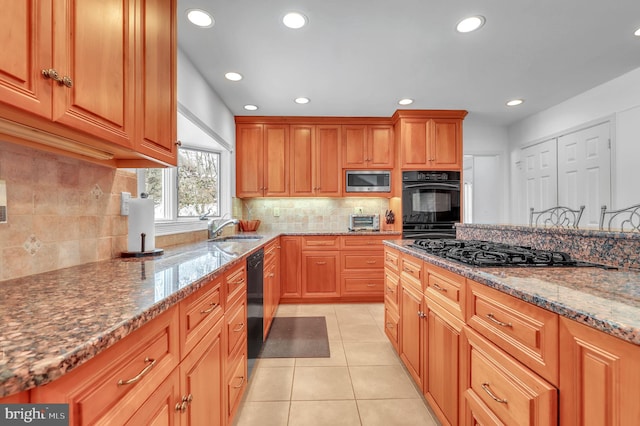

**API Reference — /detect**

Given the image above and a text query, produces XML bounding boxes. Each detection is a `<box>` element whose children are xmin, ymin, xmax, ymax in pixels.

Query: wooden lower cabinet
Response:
<box><xmin>463</xmin><ymin>327</ymin><xmax>557</xmax><ymax>426</ymax></box>
<box><xmin>124</xmin><ymin>369</ymin><xmax>181</xmax><ymax>426</ymax></box>
<box><xmin>280</xmin><ymin>236</ymin><xmax>302</xmax><ymax>299</ymax></box>
<box><xmin>425</xmin><ymin>301</ymin><xmax>464</xmax><ymax>426</ymax></box>
<box><xmin>559</xmin><ymin>317</ymin><xmax>640</xmax><ymax>426</ymax></box>
<box><xmin>399</xmin><ymin>280</ymin><xmax>425</xmax><ymax>388</ymax></box>
<box><xmin>302</xmin><ymin>251</ymin><xmax>340</xmax><ymax>298</ymax></box>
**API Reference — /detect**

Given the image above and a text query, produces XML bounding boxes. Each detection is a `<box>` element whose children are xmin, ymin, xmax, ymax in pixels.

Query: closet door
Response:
<box><xmin>558</xmin><ymin>122</ymin><xmax>611</xmax><ymax>227</ymax></box>
<box><xmin>523</xmin><ymin>138</ymin><xmax>558</xmax><ymax>220</ymax></box>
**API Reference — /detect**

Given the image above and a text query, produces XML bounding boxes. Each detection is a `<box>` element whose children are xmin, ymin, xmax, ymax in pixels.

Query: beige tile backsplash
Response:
<box><xmin>0</xmin><ymin>141</ymin><xmax>136</xmax><ymax>282</ymax></box>
<box><xmin>240</xmin><ymin>198</ymin><xmax>390</xmax><ymax>232</ymax></box>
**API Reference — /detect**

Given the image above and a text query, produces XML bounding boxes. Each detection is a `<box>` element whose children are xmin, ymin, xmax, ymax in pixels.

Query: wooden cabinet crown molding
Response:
<box><xmin>391</xmin><ymin>109</ymin><xmax>468</xmax><ymax>123</ymax></box>
<box><xmin>235</xmin><ymin>115</ymin><xmax>393</xmax><ymax>125</ymax></box>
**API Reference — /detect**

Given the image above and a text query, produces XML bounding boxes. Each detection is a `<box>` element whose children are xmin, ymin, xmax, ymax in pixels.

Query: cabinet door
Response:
<box><xmin>52</xmin><ymin>0</ymin><xmax>135</xmax><ymax>148</ymax></box>
<box><xmin>315</xmin><ymin>125</ymin><xmax>341</xmax><ymax>196</ymax></box>
<box><xmin>0</xmin><ymin>0</ymin><xmax>52</xmax><ymax>118</ymax></box>
<box><xmin>342</xmin><ymin>125</ymin><xmax>367</xmax><ymax>168</ymax></box>
<box><xmin>399</xmin><ymin>118</ymin><xmax>429</xmax><ymax>168</ymax></box>
<box><xmin>426</xmin><ymin>304</ymin><xmax>462</xmax><ymax>426</ymax></box>
<box><xmin>290</xmin><ymin>124</ymin><xmax>315</xmax><ymax>196</ymax></box>
<box><xmin>559</xmin><ymin>317</ymin><xmax>640</xmax><ymax>426</ymax></box>
<box><xmin>263</xmin><ymin>260</ymin><xmax>275</xmax><ymax>339</ymax></box>
<box><xmin>236</xmin><ymin>124</ymin><xmax>264</xmax><ymax>197</ymax></box>
<box><xmin>280</xmin><ymin>236</ymin><xmax>301</xmax><ymax>299</ymax></box>
<box><xmin>302</xmin><ymin>251</ymin><xmax>340</xmax><ymax>298</ymax></box>
<box><xmin>134</xmin><ymin>0</ymin><xmax>177</xmax><ymax>165</ymax></box>
<box><xmin>430</xmin><ymin>118</ymin><xmax>461</xmax><ymax>169</ymax></box>
<box><xmin>399</xmin><ymin>281</ymin><xmax>424</xmax><ymax>388</ymax></box>
<box><xmin>367</xmin><ymin>125</ymin><xmax>394</xmax><ymax>168</ymax></box>
<box><xmin>125</xmin><ymin>369</ymin><xmax>180</xmax><ymax>426</ymax></box>
<box><xmin>180</xmin><ymin>319</ymin><xmax>224</xmax><ymax>426</ymax></box>
<box><xmin>264</xmin><ymin>124</ymin><xmax>289</xmax><ymax>197</ymax></box>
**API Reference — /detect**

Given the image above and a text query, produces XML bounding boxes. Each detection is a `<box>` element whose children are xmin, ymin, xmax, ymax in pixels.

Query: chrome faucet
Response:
<box><xmin>208</xmin><ymin>218</ymin><xmax>240</xmax><ymax>239</ymax></box>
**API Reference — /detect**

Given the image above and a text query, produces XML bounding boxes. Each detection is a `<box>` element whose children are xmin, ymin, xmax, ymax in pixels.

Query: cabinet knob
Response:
<box><xmin>175</xmin><ymin>140</ymin><xmax>182</xmax><ymax>146</ymax></box>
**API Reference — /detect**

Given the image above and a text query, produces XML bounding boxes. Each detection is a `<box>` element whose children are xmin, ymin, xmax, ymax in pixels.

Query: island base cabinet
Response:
<box><xmin>559</xmin><ymin>317</ymin><xmax>640</xmax><ymax>426</ymax></box>
<box><xmin>463</xmin><ymin>327</ymin><xmax>557</xmax><ymax>426</ymax></box>
<box><xmin>399</xmin><ymin>281</ymin><xmax>425</xmax><ymax>388</ymax></box>
<box><xmin>124</xmin><ymin>369</ymin><xmax>180</xmax><ymax>426</ymax></box>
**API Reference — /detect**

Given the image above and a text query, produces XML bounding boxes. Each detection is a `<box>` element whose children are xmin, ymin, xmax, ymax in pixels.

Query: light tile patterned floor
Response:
<box><xmin>233</xmin><ymin>303</ymin><xmax>440</xmax><ymax>426</ymax></box>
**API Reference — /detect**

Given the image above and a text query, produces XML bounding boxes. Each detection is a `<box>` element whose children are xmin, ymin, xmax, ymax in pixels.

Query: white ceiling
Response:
<box><xmin>177</xmin><ymin>0</ymin><xmax>640</xmax><ymax>126</ymax></box>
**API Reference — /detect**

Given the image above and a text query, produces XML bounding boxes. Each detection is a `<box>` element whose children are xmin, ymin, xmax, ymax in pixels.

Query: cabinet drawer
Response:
<box><xmin>467</xmin><ymin>280</ymin><xmax>559</xmax><ymax>385</ymax></box>
<box><xmin>342</xmin><ymin>276</ymin><xmax>384</xmax><ymax>294</ymax></box>
<box><xmin>226</xmin><ymin>261</ymin><xmax>247</xmax><ymax>306</ymax></box>
<box><xmin>341</xmin><ymin>253</ymin><xmax>384</xmax><ymax>270</ymax></box>
<box><xmin>180</xmin><ymin>277</ymin><xmax>223</xmax><ymax>358</ymax></box>
<box><xmin>464</xmin><ymin>327</ymin><xmax>557</xmax><ymax>426</ymax></box>
<box><xmin>264</xmin><ymin>239</ymin><xmax>279</xmax><ymax>264</ymax></box>
<box><xmin>384</xmin><ymin>269</ymin><xmax>400</xmax><ymax>309</ymax></box>
<box><xmin>227</xmin><ymin>352</ymin><xmax>247</xmax><ymax>421</ymax></box>
<box><xmin>32</xmin><ymin>307</ymin><xmax>180</xmax><ymax>426</ymax></box>
<box><xmin>384</xmin><ymin>307</ymin><xmax>399</xmax><ymax>352</ymax></box>
<box><xmin>384</xmin><ymin>247</ymin><xmax>400</xmax><ymax>272</ymax></box>
<box><xmin>302</xmin><ymin>235</ymin><xmax>340</xmax><ymax>250</ymax></box>
<box><xmin>400</xmin><ymin>254</ymin><xmax>423</xmax><ymax>286</ymax></box>
<box><xmin>425</xmin><ymin>265</ymin><xmax>465</xmax><ymax>321</ymax></box>
<box><xmin>226</xmin><ymin>298</ymin><xmax>247</xmax><ymax>358</ymax></box>
<box><xmin>340</xmin><ymin>235</ymin><xmax>386</xmax><ymax>249</ymax></box>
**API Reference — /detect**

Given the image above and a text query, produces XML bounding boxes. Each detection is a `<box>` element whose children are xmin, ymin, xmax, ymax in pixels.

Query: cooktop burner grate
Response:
<box><xmin>409</xmin><ymin>239</ymin><xmax>602</xmax><ymax>267</ymax></box>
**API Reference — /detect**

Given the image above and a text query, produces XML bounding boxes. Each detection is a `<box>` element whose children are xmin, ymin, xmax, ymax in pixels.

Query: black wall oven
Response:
<box><xmin>402</xmin><ymin>171</ymin><xmax>461</xmax><ymax>239</ymax></box>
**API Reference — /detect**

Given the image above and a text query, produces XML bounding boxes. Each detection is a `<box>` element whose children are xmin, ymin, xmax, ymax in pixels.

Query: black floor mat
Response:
<box><xmin>259</xmin><ymin>316</ymin><xmax>330</xmax><ymax>358</ymax></box>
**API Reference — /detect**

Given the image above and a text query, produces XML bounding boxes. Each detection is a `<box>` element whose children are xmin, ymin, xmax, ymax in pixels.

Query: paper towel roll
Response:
<box><xmin>127</xmin><ymin>198</ymin><xmax>156</xmax><ymax>252</ymax></box>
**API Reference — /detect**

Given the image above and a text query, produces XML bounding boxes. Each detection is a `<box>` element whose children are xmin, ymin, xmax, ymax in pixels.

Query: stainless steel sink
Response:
<box><xmin>208</xmin><ymin>235</ymin><xmax>264</xmax><ymax>242</ymax></box>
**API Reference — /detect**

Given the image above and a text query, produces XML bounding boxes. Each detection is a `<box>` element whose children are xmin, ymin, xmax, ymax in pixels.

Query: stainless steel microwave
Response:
<box><xmin>345</xmin><ymin>170</ymin><xmax>391</xmax><ymax>193</ymax></box>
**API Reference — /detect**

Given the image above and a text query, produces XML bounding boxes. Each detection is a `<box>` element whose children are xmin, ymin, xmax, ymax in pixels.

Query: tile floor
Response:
<box><xmin>233</xmin><ymin>303</ymin><xmax>440</xmax><ymax>426</ymax></box>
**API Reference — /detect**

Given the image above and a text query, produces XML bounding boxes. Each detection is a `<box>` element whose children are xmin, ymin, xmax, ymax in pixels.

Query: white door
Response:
<box><xmin>523</xmin><ymin>138</ymin><xmax>558</xmax><ymax>221</ymax></box>
<box><xmin>472</xmin><ymin>155</ymin><xmax>502</xmax><ymax>224</ymax></box>
<box><xmin>557</xmin><ymin>122</ymin><xmax>611</xmax><ymax>228</ymax></box>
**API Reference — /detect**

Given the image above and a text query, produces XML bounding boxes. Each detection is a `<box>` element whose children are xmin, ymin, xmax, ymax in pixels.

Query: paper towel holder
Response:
<box><xmin>121</xmin><ymin>193</ymin><xmax>164</xmax><ymax>258</ymax></box>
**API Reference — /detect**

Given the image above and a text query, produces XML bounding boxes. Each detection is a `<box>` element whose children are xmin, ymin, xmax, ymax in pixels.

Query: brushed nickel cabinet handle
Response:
<box><xmin>481</xmin><ymin>382</ymin><xmax>508</xmax><ymax>404</ymax></box>
<box><xmin>316</xmin><ymin>261</ymin><xmax>327</xmax><ymax>265</ymax></box>
<box><xmin>486</xmin><ymin>313</ymin><xmax>513</xmax><ymax>328</ymax></box>
<box><xmin>366</xmin><ymin>260</ymin><xmax>377</xmax><ymax>264</ymax></box>
<box><xmin>117</xmin><ymin>357</ymin><xmax>156</xmax><ymax>386</ymax></box>
<box><xmin>432</xmin><ymin>283</ymin><xmax>448</xmax><ymax>292</ymax></box>
<box><xmin>233</xmin><ymin>376</ymin><xmax>245</xmax><ymax>388</ymax></box>
<box><xmin>41</xmin><ymin>68</ymin><xmax>73</xmax><ymax>88</ymax></box>
<box><xmin>233</xmin><ymin>322</ymin><xmax>245</xmax><ymax>332</ymax></box>
<box><xmin>367</xmin><ymin>283</ymin><xmax>377</xmax><ymax>287</ymax></box>
<box><xmin>417</xmin><ymin>310</ymin><xmax>426</xmax><ymax>318</ymax></box>
<box><xmin>200</xmin><ymin>302</ymin><xmax>219</xmax><ymax>314</ymax></box>
<box><xmin>175</xmin><ymin>140</ymin><xmax>182</xmax><ymax>146</ymax></box>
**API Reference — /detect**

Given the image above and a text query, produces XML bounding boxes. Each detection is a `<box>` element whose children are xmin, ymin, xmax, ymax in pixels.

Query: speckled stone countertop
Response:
<box><xmin>385</xmin><ymin>239</ymin><xmax>640</xmax><ymax>346</ymax></box>
<box><xmin>0</xmin><ymin>230</ymin><xmax>399</xmax><ymax>397</ymax></box>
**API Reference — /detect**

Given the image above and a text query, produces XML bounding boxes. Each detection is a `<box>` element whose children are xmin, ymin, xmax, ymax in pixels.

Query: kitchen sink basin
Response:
<box><xmin>208</xmin><ymin>235</ymin><xmax>264</xmax><ymax>243</ymax></box>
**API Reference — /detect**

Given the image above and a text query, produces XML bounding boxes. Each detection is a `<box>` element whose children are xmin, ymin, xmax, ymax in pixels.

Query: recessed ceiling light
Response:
<box><xmin>398</xmin><ymin>98</ymin><xmax>414</xmax><ymax>106</ymax></box>
<box><xmin>225</xmin><ymin>72</ymin><xmax>243</xmax><ymax>81</ymax></box>
<box><xmin>635</xmin><ymin>27</ymin><xmax>640</xmax><ymax>36</ymax></box>
<box><xmin>186</xmin><ymin>9</ymin><xmax>214</xmax><ymax>28</ymax></box>
<box><xmin>283</xmin><ymin>12</ymin><xmax>308</xmax><ymax>29</ymax></box>
<box><xmin>243</xmin><ymin>104</ymin><xmax>258</xmax><ymax>111</ymax></box>
<box><xmin>294</xmin><ymin>97</ymin><xmax>310</xmax><ymax>104</ymax></box>
<box><xmin>456</xmin><ymin>15</ymin><xmax>485</xmax><ymax>33</ymax></box>
<box><xmin>506</xmin><ymin>99</ymin><xmax>524</xmax><ymax>107</ymax></box>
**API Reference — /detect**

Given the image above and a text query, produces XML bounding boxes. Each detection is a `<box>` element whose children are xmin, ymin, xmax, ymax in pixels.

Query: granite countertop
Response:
<box><xmin>385</xmin><ymin>239</ymin><xmax>640</xmax><ymax>346</ymax></box>
<box><xmin>0</xmin><ymin>230</ymin><xmax>400</xmax><ymax>397</ymax></box>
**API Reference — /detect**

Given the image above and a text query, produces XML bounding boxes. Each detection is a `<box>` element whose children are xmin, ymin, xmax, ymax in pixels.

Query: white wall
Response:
<box><xmin>507</xmin><ymin>67</ymin><xmax>640</xmax><ymax>213</ymax></box>
<box><xmin>462</xmin><ymin>117</ymin><xmax>510</xmax><ymax>224</ymax></box>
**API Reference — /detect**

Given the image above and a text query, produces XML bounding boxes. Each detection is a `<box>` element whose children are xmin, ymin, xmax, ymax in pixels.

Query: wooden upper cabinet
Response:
<box><xmin>52</xmin><ymin>0</ymin><xmax>135</xmax><ymax>148</ymax></box>
<box><xmin>236</xmin><ymin>123</ymin><xmax>289</xmax><ymax>197</ymax></box>
<box><xmin>0</xmin><ymin>0</ymin><xmax>178</xmax><ymax>166</ymax></box>
<box><xmin>342</xmin><ymin>124</ymin><xmax>393</xmax><ymax>169</ymax></box>
<box><xmin>0</xmin><ymin>0</ymin><xmax>52</xmax><ymax>118</ymax></box>
<box><xmin>133</xmin><ymin>0</ymin><xmax>178</xmax><ymax>166</ymax></box>
<box><xmin>393</xmin><ymin>110</ymin><xmax>467</xmax><ymax>170</ymax></box>
<box><xmin>290</xmin><ymin>124</ymin><xmax>341</xmax><ymax>197</ymax></box>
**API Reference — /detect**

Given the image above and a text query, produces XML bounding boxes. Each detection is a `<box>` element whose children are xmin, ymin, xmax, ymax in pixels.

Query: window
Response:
<box><xmin>140</xmin><ymin>147</ymin><xmax>221</xmax><ymax>228</ymax></box>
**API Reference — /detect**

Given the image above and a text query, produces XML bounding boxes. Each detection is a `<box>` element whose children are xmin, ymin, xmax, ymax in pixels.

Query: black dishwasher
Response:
<box><xmin>246</xmin><ymin>248</ymin><xmax>264</xmax><ymax>378</ymax></box>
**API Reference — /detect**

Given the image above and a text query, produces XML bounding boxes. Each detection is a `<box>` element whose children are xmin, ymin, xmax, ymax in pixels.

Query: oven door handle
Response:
<box><xmin>403</xmin><ymin>183</ymin><xmax>460</xmax><ymax>190</ymax></box>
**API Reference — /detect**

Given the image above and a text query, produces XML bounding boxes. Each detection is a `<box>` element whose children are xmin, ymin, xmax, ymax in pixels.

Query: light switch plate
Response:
<box><xmin>0</xmin><ymin>180</ymin><xmax>6</xmax><ymax>223</ymax></box>
<box><xmin>121</xmin><ymin>192</ymin><xmax>131</xmax><ymax>216</ymax></box>
<box><xmin>273</xmin><ymin>207</ymin><xmax>280</xmax><ymax>217</ymax></box>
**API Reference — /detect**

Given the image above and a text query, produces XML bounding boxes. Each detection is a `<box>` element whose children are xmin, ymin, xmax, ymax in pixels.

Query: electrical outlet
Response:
<box><xmin>273</xmin><ymin>207</ymin><xmax>280</xmax><ymax>217</ymax></box>
<box><xmin>0</xmin><ymin>180</ymin><xmax>7</xmax><ymax>223</ymax></box>
<box><xmin>354</xmin><ymin>206</ymin><xmax>363</xmax><ymax>214</ymax></box>
<box><xmin>121</xmin><ymin>192</ymin><xmax>131</xmax><ymax>216</ymax></box>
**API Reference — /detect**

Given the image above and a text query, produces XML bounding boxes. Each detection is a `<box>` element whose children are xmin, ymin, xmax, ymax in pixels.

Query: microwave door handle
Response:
<box><xmin>403</xmin><ymin>183</ymin><xmax>460</xmax><ymax>190</ymax></box>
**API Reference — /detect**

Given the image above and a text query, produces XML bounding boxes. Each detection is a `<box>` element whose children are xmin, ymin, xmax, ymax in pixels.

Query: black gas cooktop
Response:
<box><xmin>409</xmin><ymin>239</ymin><xmax>610</xmax><ymax>268</ymax></box>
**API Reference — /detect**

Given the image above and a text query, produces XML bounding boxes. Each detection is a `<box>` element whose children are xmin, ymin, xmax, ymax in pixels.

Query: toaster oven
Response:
<box><xmin>349</xmin><ymin>214</ymin><xmax>380</xmax><ymax>231</ymax></box>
